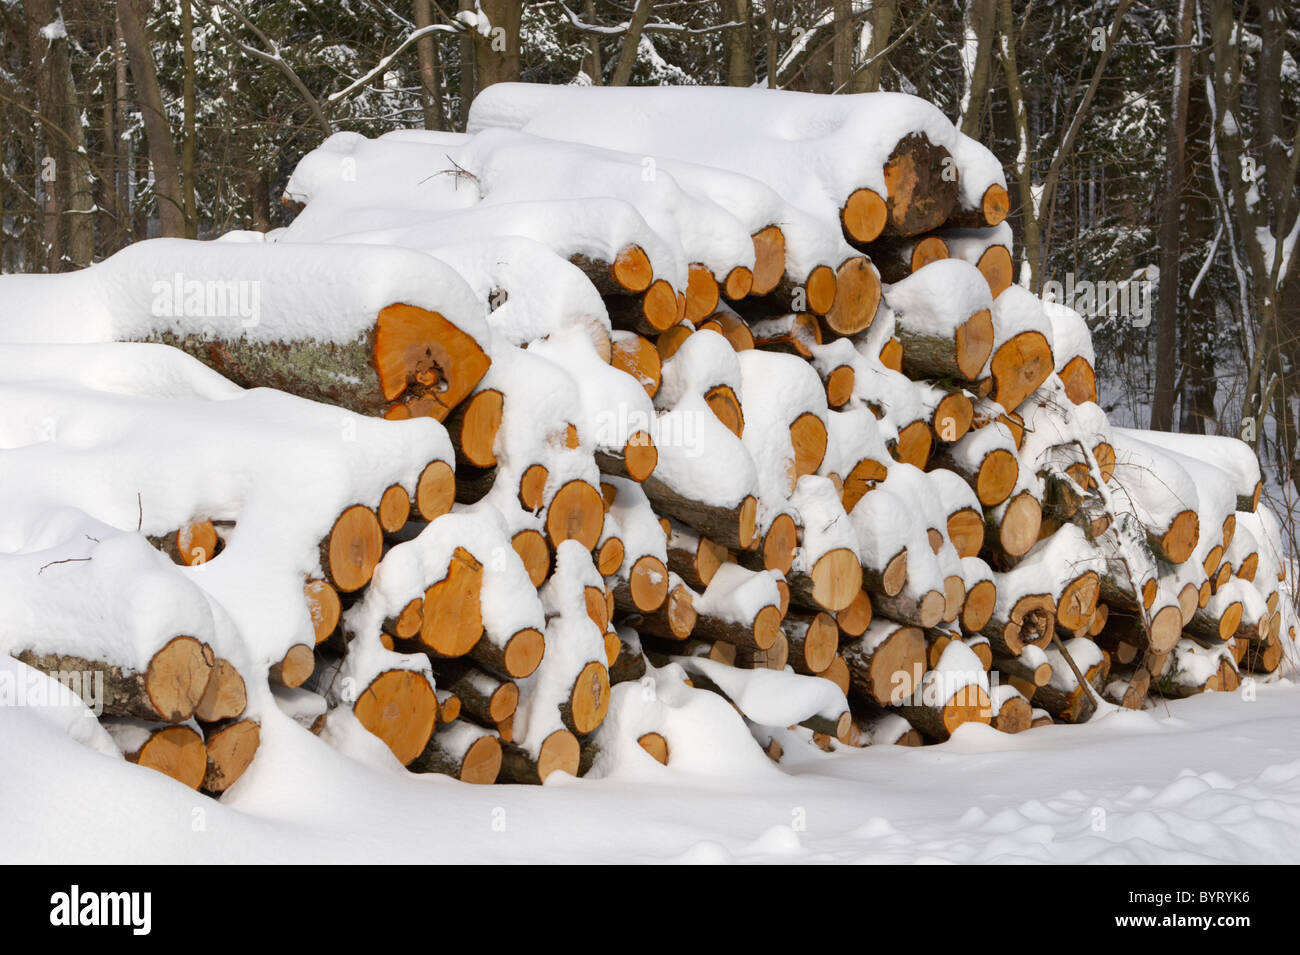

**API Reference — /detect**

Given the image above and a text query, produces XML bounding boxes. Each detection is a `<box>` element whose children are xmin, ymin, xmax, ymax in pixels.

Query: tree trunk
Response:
<box><xmin>473</xmin><ymin>0</ymin><xmax>521</xmax><ymax>93</ymax></box>
<box><xmin>118</xmin><ymin>0</ymin><xmax>186</xmax><ymax>238</ymax></box>
<box><xmin>414</xmin><ymin>0</ymin><xmax>445</xmax><ymax>130</ymax></box>
<box><xmin>1150</xmin><ymin>0</ymin><xmax>1193</xmax><ymax>431</ymax></box>
<box><xmin>610</xmin><ymin>0</ymin><xmax>654</xmax><ymax>87</ymax></box>
<box><xmin>181</xmin><ymin>0</ymin><xmax>197</xmax><ymax>237</ymax></box>
<box><xmin>726</xmin><ymin>0</ymin><xmax>753</xmax><ymax>87</ymax></box>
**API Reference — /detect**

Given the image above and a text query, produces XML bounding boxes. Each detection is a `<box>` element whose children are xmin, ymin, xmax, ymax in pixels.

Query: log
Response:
<box><xmin>159</xmin><ymin>302</ymin><xmax>490</xmax><ymax>421</ymax></box>
<box><xmin>841</xmin><ymin>621</ymin><xmax>926</xmax><ymax>705</ymax></box>
<box><xmin>684</xmin><ymin>263</ymin><xmax>721</xmax><ymax>324</ymax></box>
<box><xmin>104</xmin><ymin>719</ymin><xmax>207</xmax><ymax>790</ymax></box>
<box><xmin>609</xmin><ymin>332</ymin><xmax>663</xmax><ymax>397</ymax></box>
<box><xmin>18</xmin><ymin>636</ymin><xmax>212</xmax><ymax>723</ymax></box>
<box><xmin>896</xmin><ymin>682</ymin><xmax>991</xmax><ymax>741</ymax></box>
<box><xmin>437</xmin><ymin>664</ymin><xmax>519</xmax><ymax>725</ymax></box>
<box><xmin>194</xmin><ymin>657</ymin><xmax>248</xmax><ymax>721</ymax></box>
<box><xmin>570</xmin><ymin>246</ymin><xmax>654</xmax><ymax>295</ymax></box>
<box><xmin>980</xmin><ymin>590</ymin><xmax>1055</xmax><ymax>657</ymax></box>
<box><xmin>750</xmin><ymin>226</ymin><xmax>787</xmax><ymax>296</ymax></box>
<box><xmin>268</xmin><ymin>644</ymin><xmax>315</xmax><ymax>690</ymax></box>
<box><xmin>984</xmin><ymin>489</ymin><xmax>1043</xmax><ymax>563</ymax></box>
<box><xmin>201</xmin><ymin>718</ymin><xmax>260</xmax><ymax>795</ymax></box>
<box><xmin>822</xmin><ymin>256</ymin><xmax>882</xmax><ymax>336</ymax></box>
<box><xmin>499</xmin><ymin>728</ymin><xmax>581</xmax><ymax>784</ymax></box>
<box><xmin>545</xmin><ymin>479</ymin><xmax>605</xmax><ymax>551</ymax></box>
<box><xmin>412</xmin><ymin>722</ymin><xmax>502</xmax><ymax>784</ymax></box>
<box><xmin>304</xmin><ymin>578</ymin><xmax>342</xmax><ymax>646</ymax></box>
<box><xmin>787</xmin><ymin>547</ymin><xmax>863</xmax><ymax>613</ymax></box>
<box><xmin>150</xmin><ymin>519</ymin><xmax>221</xmax><ymax>566</ymax></box>
<box><xmin>867</xmin><ymin>235</ymin><xmax>949</xmax><ymax>284</ymax></box>
<box><xmin>987</xmin><ymin>331</ymin><xmax>1054</xmax><ymax>413</ymax></box>
<box><xmin>750</xmin><ymin>312</ymin><xmax>822</xmax><ymax>358</ymax></box>
<box><xmin>378</xmin><ymin>483</ymin><xmax>412</xmax><ymax>534</ymax></box>
<box><xmin>639</xmin><ymin>475</ymin><xmax>758</xmax><ymax>552</ymax></box>
<box><xmin>352</xmin><ymin>668</ymin><xmax>438</xmax><ymax>766</ymax></box>
<box><xmin>664</xmin><ymin>519</ymin><xmax>732</xmax><ymax>591</ymax></box>
<box><xmin>943</xmin><ymin>183</ymin><xmax>1010</xmax><ymax>230</ymax></box>
<box><xmin>880</xmin><ymin>133</ymin><xmax>959</xmax><ymax>236</ymax></box>
<box><xmin>606</xmin><ymin>280</ymin><xmax>682</xmax><ymax>335</ymax></box>
<box><xmin>835</xmin><ymin>588</ymin><xmax>874</xmax><ymax>637</ymax></box>
<box><xmin>782</xmin><ymin>611</ymin><xmax>840</xmax><ymax>675</ymax></box>
<box><xmin>625</xmin><ymin>577</ymin><xmax>697</xmax><ymax>641</ymax></box>
<box><xmin>840</xmin><ymin>187</ymin><xmax>889</xmax><ymax>244</ymax></box>
<box><xmin>612</xmin><ymin>554</ymin><xmax>670</xmax><ymax>614</ymax></box>
<box><xmin>696</xmin><ymin>309</ymin><xmax>756</xmax><ymax>351</ymax></box>
<box><xmin>319</xmin><ymin>505</ymin><xmax>384</xmax><ymax>593</ymax></box>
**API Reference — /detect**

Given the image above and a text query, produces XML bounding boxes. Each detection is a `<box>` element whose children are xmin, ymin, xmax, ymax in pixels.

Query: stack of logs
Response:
<box><xmin>16</xmin><ymin>90</ymin><xmax>1292</xmax><ymax>793</ymax></box>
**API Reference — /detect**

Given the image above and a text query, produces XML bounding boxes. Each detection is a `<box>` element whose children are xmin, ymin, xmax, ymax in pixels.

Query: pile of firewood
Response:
<box><xmin>3</xmin><ymin>86</ymin><xmax>1291</xmax><ymax>792</ymax></box>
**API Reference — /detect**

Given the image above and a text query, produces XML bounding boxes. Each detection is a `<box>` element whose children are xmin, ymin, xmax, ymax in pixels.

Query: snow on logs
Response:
<box><xmin>0</xmin><ymin>86</ymin><xmax>1288</xmax><ymax>786</ymax></box>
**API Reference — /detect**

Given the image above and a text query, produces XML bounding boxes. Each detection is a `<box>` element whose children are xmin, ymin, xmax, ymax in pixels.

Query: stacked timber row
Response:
<box><xmin>4</xmin><ymin>86</ymin><xmax>1292</xmax><ymax>791</ymax></box>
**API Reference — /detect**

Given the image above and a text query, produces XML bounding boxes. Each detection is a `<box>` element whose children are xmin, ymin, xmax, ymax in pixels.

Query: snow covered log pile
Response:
<box><xmin>0</xmin><ymin>86</ymin><xmax>1294</xmax><ymax>793</ymax></box>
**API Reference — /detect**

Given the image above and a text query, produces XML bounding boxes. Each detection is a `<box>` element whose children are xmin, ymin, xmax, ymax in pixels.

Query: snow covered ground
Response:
<box><xmin>5</xmin><ymin>673</ymin><xmax>1298</xmax><ymax>864</ymax></box>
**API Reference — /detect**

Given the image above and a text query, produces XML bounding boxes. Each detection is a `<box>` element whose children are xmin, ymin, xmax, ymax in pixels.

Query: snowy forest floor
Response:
<box><xmin>7</xmin><ymin>679</ymin><xmax>1300</xmax><ymax>864</ymax></box>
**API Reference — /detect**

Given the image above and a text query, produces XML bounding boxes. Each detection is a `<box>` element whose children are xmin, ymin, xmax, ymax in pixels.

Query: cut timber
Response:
<box><xmin>991</xmin><ymin>650</ymin><xmax>1053</xmax><ymax>689</ymax></box>
<box><xmin>420</xmin><ymin>547</ymin><xmax>484</xmax><ymax>658</ymax></box>
<box><xmin>684</xmin><ymin>263</ymin><xmax>721</xmax><ymax>324</ymax></box>
<box><xmin>890</xmin><ymin>419</ymin><xmax>932</xmax><ymax>469</ymax></box>
<box><xmin>597</xmin><ymin>536</ymin><xmax>625</xmax><ymax>576</ymax></box>
<box><xmin>637</xmin><ymin>732</ymin><xmax>670</xmax><ymax>765</ymax></box>
<box><xmin>961</xmin><ymin>578</ymin><xmax>997</xmax><ymax>633</ymax></box>
<box><xmin>991</xmin><ymin>694</ymin><xmax>1032</xmax><ymax>733</ymax></box>
<box><xmin>607</xmin><ymin>280</ymin><xmax>681</xmax><ymax>334</ymax></box>
<box><xmin>945</xmin><ymin>183</ymin><xmax>1011</xmax><ymax>229</ymax></box>
<box><xmin>114</xmin><ymin>723</ymin><xmax>207</xmax><ymax>790</ymax></box>
<box><xmin>412</xmin><ymin>725</ymin><xmax>502</xmax><ymax>784</ymax></box>
<box><xmin>639</xmin><ymin>477</ymin><xmax>758</xmax><ymax>552</ymax></box>
<box><xmin>988</xmin><ymin>331</ymin><xmax>1053</xmax><ymax>413</ymax></box>
<box><xmin>840</xmin><ymin>457</ymin><xmax>889</xmax><ymax>512</ymax></box>
<box><xmin>445</xmin><ymin>388</ymin><xmax>503</xmax><ymax>468</ymax></box>
<box><xmin>974</xmin><ymin>244</ymin><xmax>1013</xmax><ymax>298</ymax></box>
<box><xmin>378</xmin><ymin>484</ymin><xmax>412</xmax><ymax>534</ymax></box>
<box><xmin>1056</xmin><ymin>572</ymin><xmax>1101</xmax><ymax>633</ymax></box>
<box><xmin>822</xmin><ymin>362</ymin><xmax>856</xmax><ymax>408</ymax></box>
<box><xmin>152</xmin><ymin>519</ymin><xmax>220</xmax><ymax>566</ymax></box>
<box><xmin>268</xmin><ymin>644</ymin><xmax>315</xmax><ymax>689</ymax></box>
<box><xmin>787</xmin><ymin>548</ymin><xmax>863</xmax><ymax>613</ymax></box>
<box><xmin>947</xmin><ymin>508</ymin><xmax>985</xmax><ymax>558</ymax></box>
<box><xmin>1186</xmin><ymin>600</ymin><xmax>1244</xmax><ymax>645</ymax></box>
<box><xmin>932</xmin><ymin>445</ymin><xmax>1018</xmax><ymax>507</ymax></box>
<box><xmin>985</xmin><ymin>490</ymin><xmax>1043</xmax><ymax>562</ymax></box>
<box><xmin>772</xmin><ymin>265</ymin><xmax>837</xmax><ymax>315</ymax></box>
<box><xmin>373</xmin><ymin>303</ymin><xmax>492</xmax><ymax>420</ymax></box>
<box><xmin>783</xmin><ymin>612</ymin><xmax>840</xmax><ymax>675</ymax></box>
<box><xmin>352</xmin><ymin>669</ymin><xmax>437</xmax><ymax>766</ymax></box>
<box><xmin>595</xmin><ymin>431</ymin><xmax>659</xmax><ymax>483</ymax></box>
<box><xmin>559</xmin><ymin>661</ymin><xmax>612</xmax><ymax>735</ymax></box>
<box><xmin>665</xmin><ymin>520</ymin><xmax>731</xmax><ymax>590</ymax></box>
<box><xmin>897</xmin><ymin>683</ymin><xmax>991</xmax><ymax>741</ymax></box>
<box><xmin>383</xmin><ymin>597</ymin><xmax>425</xmax><ymax>642</ymax></box>
<box><xmin>822</xmin><ymin>256</ymin><xmax>882</xmax><ymax>336</ymax></box>
<box><xmin>512</xmin><ymin>529</ymin><xmax>550</xmax><ymax>587</ymax></box>
<box><xmin>305</xmin><ymin>579</ymin><xmax>341</xmax><ymax>645</ymax></box>
<box><xmin>868</xmin><ymin>235</ymin><xmax>949</xmax><ymax>284</ymax></box>
<box><xmin>759</xmin><ymin>512</ymin><xmax>799</xmax><ymax>574</ymax></box>
<box><xmin>320</xmin><ymin>505</ymin><xmax>384</xmax><ymax>593</ymax></box>
<box><xmin>18</xmin><ymin>636</ymin><xmax>211</xmax><ymax>723</ymax></box>
<box><xmin>841</xmin><ymin>622</ymin><xmax>926</xmax><ymax>705</ymax></box>
<box><xmin>627</xmin><ymin>578</ymin><xmax>696</xmax><ymax>641</ymax></box>
<box><xmin>614</xmin><ymin>554</ymin><xmax>670</xmax><ymax>613</ymax></box>
<box><xmin>980</xmin><ymin>592</ymin><xmax>1055</xmax><ymax>656</ymax></box>
<box><xmin>158</xmin><ymin>302</ymin><xmax>489</xmax><ymax>420</ymax></box>
<box><xmin>882</xmin><ymin>133</ymin><xmax>959</xmax><ymax>236</ymax></box>
<box><xmin>571</xmin><ymin>245</ymin><xmax>653</xmax><ymax>295</ymax></box>
<box><xmin>499</xmin><ymin>728</ymin><xmax>581</xmax><ymax>784</ymax></box>
<box><xmin>545</xmin><ymin>480</ymin><xmax>605</xmax><ymax>551</ymax></box>
<box><xmin>201</xmin><ymin>719</ymin><xmax>260</xmax><ymax>795</ymax></box>
<box><xmin>750</xmin><ymin>226</ymin><xmax>786</xmax><ymax>296</ymax></box>
<box><xmin>879</xmin><ymin>337</ymin><xmax>903</xmax><ymax>371</ymax></box>
<box><xmin>873</xmin><ymin>587</ymin><xmax>946</xmax><ymax>629</ymax></box>
<box><xmin>1153</xmin><ymin>510</ymin><xmax>1201</xmax><ymax>566</ymax></box>
<box><xmin>414</xmin><ymin>460</ymin><xmax>455</xmax><ymax>521</ymax></box>
<box><xmin>610</xmin><ymin>334</ymin><xmax>662</xmax><ymax>398</ymax></box>
<box><xmin>721</xmin><ymin>266</ymin><xmax>754</xmax><ymax>301</ymax></box>
<box><xmin>790</xmin><ymin>413</ymin><xmax>829</xmax><ymax>479</ymax></box>
<box><xmin>861</xmin><ymin>546</ymin><xmax>909</xmax><ymax>598</ymax></box>
<box><xmin>898</xmin><ymin>308</ymin><xmax>994</xmax><ymax>382</ymax></box>
<box><xmin>837</xmin><ymin>587</ymin><xmax>878</xmax><ymax>639</ymax></box>
<box><xmin>469</xmin><ymin>627</ymin><xmax>545</xmax><ymax>680</ymax></box>
<box><xmin>518</xmin><ymin>464</ymin><xmax>549</xmax><ymax>511</ymax></box>
<box><xmin>841</xmin><ymin>187</ymin><xmax>888</xmax><ymax>244</ymax></box>
<box><xmin>931</xmin><ymin>391</ymin><xmax>974</xmax><ymax>444</ymax></box>
<box><xmin>751</xmin><ymin>313</ymin><xmax>821</xmax><ymax>358</ymax></box>
<box><xmin>193</xmin><ymin>658</ymin><xmax>247</xmax><ymax>723</ymax></box>
<box><xmin>697</xmin><ymin>310</ymin><xmax>756</xmax><ymax>351</ymax></box>
<box><xmin>1059</xmin><ymin>355</ymin><xmax>1098</xmax><ymax>405</ymax></box>
<box><xmin>704</xmin><ymin>384</ymin><xmax>745</xmax><ymax>438</ymax></box>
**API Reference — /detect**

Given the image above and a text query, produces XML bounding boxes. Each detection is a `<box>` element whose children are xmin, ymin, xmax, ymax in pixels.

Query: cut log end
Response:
<box><xmin>304</xmin><ymin>579</ymin><xmax>341</xmax><ymax>645</ymax></box>
<box><xmin>1160</xmin><ymin>510</ymin><xmax>1201</xmax><ymax>565</ymax></box>
<box><xmin>750</xmin><ymin>226</ymin><xmax>787</xmax><ymax>295</ymax></box>
<box><xmin>374</xmin><ymin>303</ymin><xmax>490</xmax><ymax>420</ymax></box>
<box><xmin>545</xmin><ymin>480</ymin><xmax>605</xmax><ymax>551</ymax></box>
<box><xmin>325</xmin><ymin>505</ymin><xmax>384</xmax><ymax>593</ymax></box>
<box><xmin>146</xmin><ymin>636</ymin><xmax>214</xmax><ymax>723</ymax></box>
<box><xmin>130</xmin><ymin>725</ymin><xmax>208</xmax><ymax>790</ymax></box>
<box><xmin>202</xmin><ymin>719</ymin><xmax>260</xmax><ymax>794</ymax></box>
<box><xmin>353</xmin><ymin>669</ymin><xmax>437</xmax><ymax>766</ymax></box>
<box><xmin>823</xmin><ymin>256</ymin><xmax>881</xmax><ymax>336</ymax></box>
<box><xmin>842</xmin><ymin>187</ymin><xmax>888</xmax><ymax>243</ymax></box>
